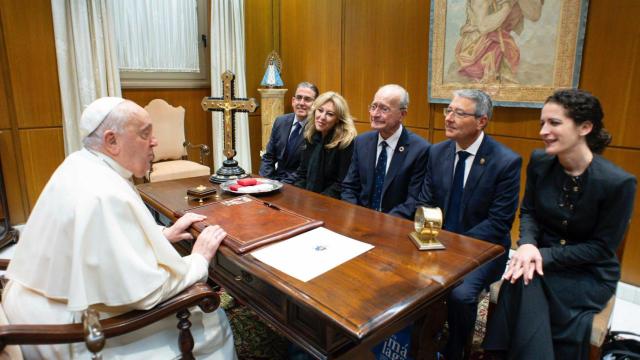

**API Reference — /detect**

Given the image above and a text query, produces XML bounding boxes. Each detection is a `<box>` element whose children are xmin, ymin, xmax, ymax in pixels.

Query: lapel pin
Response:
<box><xmin>480</xmin><ymin>158</ymin><xmax>485</xmax><ymax>165</ymax></box>
<box><xmin>398</xmin><ymin>146</ymin><xmax>405</xmax><ymax>152</ymax></box>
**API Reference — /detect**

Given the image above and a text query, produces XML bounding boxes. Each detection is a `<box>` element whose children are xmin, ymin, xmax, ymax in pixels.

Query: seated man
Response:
<box><xmin>259</xmin><ymin>81</ymin><xmax>319</xmax><ymax>183</ymax></box>
<box><xmin>410</xmin><ymin>90</ymin><xmax>521</xmax><ymax>360</ymax></box>
<box><xmin>4</xmin><ymin>97</ymin><xmax>236</xmax><ymax>359</ymax></box>
<box><xmin>341</xmin><ymin>84</ymin><xmax>430</xmax><ymax>218</ymax></box>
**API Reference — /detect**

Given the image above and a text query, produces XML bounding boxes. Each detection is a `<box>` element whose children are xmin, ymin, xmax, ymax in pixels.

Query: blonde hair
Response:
<box><xmin>303</xmin><ymin>91</ymin><xmax>357</xmax><ymax>149</ymax></box>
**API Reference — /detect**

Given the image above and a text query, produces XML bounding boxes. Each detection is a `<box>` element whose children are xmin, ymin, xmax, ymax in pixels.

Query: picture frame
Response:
<box><xmin>428</xmin><ymin>0</ymin><xmax>589</xmax><ymax>108</ymax></box>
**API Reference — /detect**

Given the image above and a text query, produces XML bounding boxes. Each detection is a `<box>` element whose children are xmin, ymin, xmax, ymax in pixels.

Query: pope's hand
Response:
<box><xmin>163</xmin><ymin>213</ymin><xmax>207</xmax><ymax>243</ymax></box>
<box><xmin>192</xmin><ymin>225</ymin><xmax>226</xmax><ymax>263</ymax></box>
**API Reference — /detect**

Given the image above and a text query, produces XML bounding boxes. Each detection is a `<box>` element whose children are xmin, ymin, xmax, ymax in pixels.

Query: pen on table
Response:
<box><xmin>263</xmin><ymin>201</ymin><xmax>281</xmax><ymax>211</ymax></box>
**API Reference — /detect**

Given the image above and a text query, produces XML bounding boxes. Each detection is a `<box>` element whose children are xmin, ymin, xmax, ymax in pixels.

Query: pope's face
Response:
<box><xmin>117</xmin><ymin>108</ymin><xmax>158</xmax><ymax>177</ymax></box>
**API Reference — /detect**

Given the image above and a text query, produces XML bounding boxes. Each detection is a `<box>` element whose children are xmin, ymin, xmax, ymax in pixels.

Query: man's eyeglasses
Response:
<box><xmin>443</xmin><ymin>108</ymin><xmax>477</xmax><ymax>119</ymax></box>
<box><xmin>294</xmin><ymin>95</ymin><xmax>315</xmax><ymax>103</ymax></box>
<box><xmin>369</xmin><ymin>104</ymin><xmax>405</xmax><ymax>115</ymax></box>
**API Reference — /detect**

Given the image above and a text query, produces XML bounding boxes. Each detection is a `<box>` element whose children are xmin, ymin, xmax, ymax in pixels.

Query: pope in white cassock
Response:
<box><xmin>3</xmin><ymin>98</ymin><xmax>237</xmax><ymax>359</ymax></box>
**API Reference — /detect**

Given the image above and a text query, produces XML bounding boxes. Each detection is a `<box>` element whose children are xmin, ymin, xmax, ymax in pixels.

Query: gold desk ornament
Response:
<box><xmin>409</xmin><ymin>206</ymin><xmax>446</xmax><ymax>250</ymax></box>
<box><xmin>187</xmin><ymin>184</ymin><xmax>217</xmax><ymax>203</ymax></box>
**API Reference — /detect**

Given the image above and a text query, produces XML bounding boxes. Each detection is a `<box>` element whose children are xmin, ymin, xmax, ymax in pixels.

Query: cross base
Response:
<box><xmin>209</xmin><ymin>159</ymin><xmax>249</xmax><ymax>184</ymax></box>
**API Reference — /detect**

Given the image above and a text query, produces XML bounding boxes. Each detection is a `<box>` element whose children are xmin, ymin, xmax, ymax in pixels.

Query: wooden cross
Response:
<box><xmin>201</xmin><ymin>70</ymin><xmax>258</xmax><ymax>160</ymax></box>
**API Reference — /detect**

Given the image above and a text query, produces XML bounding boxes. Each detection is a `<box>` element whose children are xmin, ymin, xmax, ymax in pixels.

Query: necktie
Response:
<box><xmin>371</xmin><ymin>141</ymin><xmax>388</xmax><ymax>211</ymax></box>
<box><xmin>285</xmin><ymin>121</ymin><xmax>302</xmax><ymax>159</ymax></box>
<box><xmin>444</xmin><ymin>151</ymin><xmax>470</xmax><ymax>233</ymax></box>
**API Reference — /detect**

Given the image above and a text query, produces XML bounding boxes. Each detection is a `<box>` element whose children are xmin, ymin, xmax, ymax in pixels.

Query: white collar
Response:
<box><xmin>378</xmin><ymin>124</ymin><xmax>403</xmax><ymax>150</ymax></box>
<box><xmin>456</xmin><ymin>131</ymin><xmax>484</xmax><ymax>156</ymax></box>
<box><xmin>85</xmin><ymin>148</ymin><xmax>134</xmax><ymax>180</ymax></box>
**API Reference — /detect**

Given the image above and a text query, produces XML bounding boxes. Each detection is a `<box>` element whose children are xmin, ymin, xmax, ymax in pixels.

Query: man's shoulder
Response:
<box><xmin>430</xmin><ymin>139</ymin><xmax>454</xmax><ymax>154</ymax></box>
<box><xmin>482</xmin><ymin>134</ymin><xmax>521</xmax><ymax>163</ymax></box>
<box><xmin>354</xmin><ymin>130</ymin><xmax>378</xmax><ymax>144</ymax></box>
<box><xmin>274</xmin><ymin>112</ymin><xmax>295</xmax><ymax>123</ymax></box>
<box><xmin>401</xmin><ymin>128</ymin><xmax>431</xmax><ymax>149</ymax></box>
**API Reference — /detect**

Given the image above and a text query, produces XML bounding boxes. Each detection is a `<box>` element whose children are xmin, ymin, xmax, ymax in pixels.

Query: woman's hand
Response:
<box><xmin>503</xmin><ymin>244</ymin><xmax>543</xmax><ymax>285</ymax></box>
<box><xmin>162</xmin><ymin>213</ymin><xmax>207</xmax><ymax>243</ymax></box>
<box><xmin>191</xmin><ymin>225</ymin><xmax>227</xmax><ymax>263</ymax></box>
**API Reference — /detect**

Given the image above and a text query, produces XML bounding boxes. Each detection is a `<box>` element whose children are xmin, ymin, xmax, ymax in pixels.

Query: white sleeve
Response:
<box><xmin>128</xmin><ymin>253</ymin><xmax>210</xmax><ymax>310</ymax></box>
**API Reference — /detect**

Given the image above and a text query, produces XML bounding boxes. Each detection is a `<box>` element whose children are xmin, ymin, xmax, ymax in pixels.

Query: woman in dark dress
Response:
<box><xmin>483</xmin><ymin>89</ymin><xmax>637</xmax><ymax>359</ymax></box>
<box><xmin>294</xmin><ymin>91</ymin><xmax>357</xmax><ymax>198</ymax></box>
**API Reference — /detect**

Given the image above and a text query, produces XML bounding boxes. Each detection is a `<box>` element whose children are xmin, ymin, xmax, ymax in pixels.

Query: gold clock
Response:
<box><xmin>409</xmin><ymin>206</ymin><xmax>446</xmax><ymax>250</ymax></box>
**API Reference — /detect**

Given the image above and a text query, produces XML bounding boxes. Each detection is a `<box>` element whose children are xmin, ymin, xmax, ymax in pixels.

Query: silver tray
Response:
<box><xmin>220</xmin><ymin>178</ymin><xmax>283</xmax><ymax>194</ymax></box>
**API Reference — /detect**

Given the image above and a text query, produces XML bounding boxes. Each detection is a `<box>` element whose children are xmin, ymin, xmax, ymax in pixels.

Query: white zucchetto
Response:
<box><xmin>80</xmin><ymin>97</ymin><xmax>126</xmax><ymax>139</ymax></box>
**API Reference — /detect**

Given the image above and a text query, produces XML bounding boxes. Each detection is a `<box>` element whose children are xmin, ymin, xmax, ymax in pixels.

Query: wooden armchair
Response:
<box><xmin>144</xmin><ymin>99</ymin><xmax>211</xmax><ymax>182</ymax></box>
<box><xmin>0</xmin><ymin>258</ymin><xmax>219</xmax><ymax>359</ymax></box>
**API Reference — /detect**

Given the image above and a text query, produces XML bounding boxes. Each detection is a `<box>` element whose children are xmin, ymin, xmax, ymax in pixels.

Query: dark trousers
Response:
<box><xmin>483</xmin><ymin>269</ymin><xmax>612</xmax><ymax>360</ymax></box>
<box><xmin>443</xmin><ymin>251</ymin><xmax>508</xmax><ymax>360</ymax></box>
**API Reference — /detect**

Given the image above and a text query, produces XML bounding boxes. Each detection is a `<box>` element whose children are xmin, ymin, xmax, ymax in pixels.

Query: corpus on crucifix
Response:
<box><xmin>202</xmin><ymin>70</ymin><xmax>259</xmax><ymax>183</ymax></box>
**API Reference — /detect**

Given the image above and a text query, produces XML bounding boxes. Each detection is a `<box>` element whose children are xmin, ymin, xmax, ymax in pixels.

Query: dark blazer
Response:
<box><xmin>484</xmin><ymin>150</ymin><xmax>637</xmax><ymax>359</ymax></box>
<box><xmin>294</xmin><ymin>130</ymin><xmax>354</xmax><ymax>199</ymax></box>
<box><xmin>412</xmin><ymin>135</ymin><xmax>521</xmax><ymax>249</ymax></box>
<box><xmin>259</xmin><ymin>113</ymin><xmax>306</xmax><ymax>183</ymax></box>
<box><xmin>341</xmin><ymin>127</ymin><xmax>430</xmax><ymax>218</ymax></box>
<box><xmin>518</xmin><ymin>149</ymin><xmax>637</xmax><ymax>285</ymax></box>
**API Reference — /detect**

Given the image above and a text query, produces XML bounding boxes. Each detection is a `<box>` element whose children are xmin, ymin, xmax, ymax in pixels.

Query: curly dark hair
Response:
<box><xmin>545</xmin><ymin>89</ymin><xmax>611</xmax><ymax>154</ymax></box>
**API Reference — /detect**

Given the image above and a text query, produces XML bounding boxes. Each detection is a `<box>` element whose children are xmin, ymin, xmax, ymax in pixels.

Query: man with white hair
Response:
<box><xmin>3</xmin><ymin>98</ymin><xmax>237</xmax><ymax>359</ymax></box>
<box><xmin>341</xmin><ymin>84</ymin><xmax>430</xmax><ymax>218</ymax></box>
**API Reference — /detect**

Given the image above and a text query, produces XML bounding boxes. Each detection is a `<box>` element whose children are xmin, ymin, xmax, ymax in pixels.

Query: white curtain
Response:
<box><xmin>210</xmin><ymin>0</ymin><xmax>252</xmax><ymax>172</ymax></box>
<box><xmin>51</xmin><ymin>0</ymin><xmax>121</xmax><ymax>155</ymax></box>
<box><xmin>111</xmin><ymin>0</ymin><xmax>199</xmax><ymax>72</ymax></box>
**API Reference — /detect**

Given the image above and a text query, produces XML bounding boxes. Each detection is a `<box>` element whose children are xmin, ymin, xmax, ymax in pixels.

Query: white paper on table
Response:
<box><xmin>250</xmin><ymin>227</ymin><xmax>374</xmax><ymax>282</ymax></box>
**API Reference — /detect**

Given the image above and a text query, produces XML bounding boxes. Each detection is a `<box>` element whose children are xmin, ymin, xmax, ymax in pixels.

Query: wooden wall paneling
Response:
<box><xmin>0</xmin><ymin>0</ymin><xmax>61</xmax><ymax>128</ymax></box>
<box><xmin>122</xmin><ymin>88</ymin><xmax>214</xmax><ymax>167</ymax></box>
<box><xmin>579</xmin><ymin>0</ymin><xmax>640</xmax><ymax>148</ymax></box>
<box><xmin>248</xmin><ymin>114</ymin><xmax>262</xmax><ymax>172</ymax></box>
<box><xmin>353</xmin><ymin>121</ymin><xmax>370</xmax><ymax>135</ymax></box>
<box><xmin>280</xmin><ymin>0</ymin><xmax>342</xmax><ymax>112</ymax></box>
<box><xmin>18</xmin><ymin>128</ymin><xmax>64</xmax><ymax>210</ymax></box>
<box><xmin>245</xmin><ymin>0</ymin><xmax>276</xmax><ymax>173</ymax></box>
<box><xmin>0</xmin><ymin>40</ymin><xmax>9</xmax><ymax>129</ymax></box>
<box><xmin>407</xmin><ymin>126</ymin><xmax>429</xmax><ymax>141</ymax></box>
<box><xmin>245</xmin><ymin>0</ymin><xmax>276</xmax><ymax>103</ymax></box>
<box><xmin>0</xmin><ymin>130</ymin><xmax>26</xmax><ymax>224</ymax></box>
<box><xmin>343</xmin><ymin>0</ymin><xmax>430</xmax><ymax>130</ymax></box>
<box><xmin>602</xmin><ymin>147</ymin><xmax>640</xmax><ymax>285</ymax></box>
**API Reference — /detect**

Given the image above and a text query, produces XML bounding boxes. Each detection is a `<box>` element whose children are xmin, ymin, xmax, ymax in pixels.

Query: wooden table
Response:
<box><xmin>138</xmin><ymin>176</ymin><xmax>503</xmax><ymax>359</ymax></box>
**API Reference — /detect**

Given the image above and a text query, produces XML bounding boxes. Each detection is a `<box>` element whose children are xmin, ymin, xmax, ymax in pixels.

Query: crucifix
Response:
<box><xmin>202</xmin><ymin>70</ymin><xmax>259</xmax><ymax>183</ymax></box>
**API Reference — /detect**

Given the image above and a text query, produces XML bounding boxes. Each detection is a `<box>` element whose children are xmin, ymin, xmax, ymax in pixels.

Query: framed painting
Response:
<box><xmin>428</xmin><ymin>0</ymin><xmax>589</xmax><ymax>107</ymax></box>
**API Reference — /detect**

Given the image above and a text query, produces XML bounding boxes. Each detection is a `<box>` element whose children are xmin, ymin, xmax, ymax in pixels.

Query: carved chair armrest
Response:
<box><xmin>183</xmin><ymin>141</ymin><xmax>210</xmax><ymax>165</ymax></box>
<box><xmin>0</xmin><ymin>259</ymin><xmax>8</xmax><ymax>271</ymax></box>
<box><xmin>0</xmin><ymin>282</ymin><xmax>219</xmax><ymax>351</ymax></box>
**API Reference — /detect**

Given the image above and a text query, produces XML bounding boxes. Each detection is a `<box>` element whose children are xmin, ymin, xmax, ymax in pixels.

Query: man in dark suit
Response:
<box><xmin>341</xmin><ymin>84</ymin><xmax>430</xmax><ymax>218</ymax></box>
<box><xmin>411</xmin><ymin>89</ymin><xmax>521</xmax><ymax>360</ymax></box>
<box><xmin>259</xmin><ymin>82</ymin><xmax>318</xmax><ymax>183</ymax></box>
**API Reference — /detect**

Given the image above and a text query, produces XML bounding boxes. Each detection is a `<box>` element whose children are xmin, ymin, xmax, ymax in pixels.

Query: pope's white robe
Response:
<box><xmin>4</xmin><ymin>148</ymin><xmax>236</xmax><ymax>359</ymax></box>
